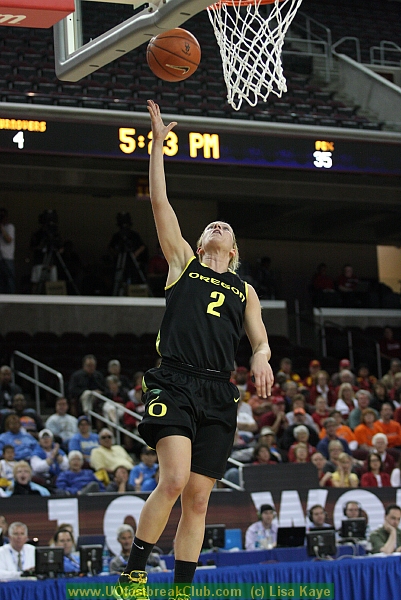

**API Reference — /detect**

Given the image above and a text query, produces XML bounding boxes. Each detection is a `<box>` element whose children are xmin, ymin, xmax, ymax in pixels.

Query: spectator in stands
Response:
<box><xmin>311</xmin><ymin>396</ymin><xmax>331</xmax><ymax>431</ymax></box>
<box><xmin>68</xmin><ymin>415</ymin><xmax>99</xmax><ymax>462</ymax></box>
<box><xmin>0</xmin><ymin>366</ymin><xmax>21</xmax><ymax>415</ymax></box>
<box><xmin>248</xmin><ymin>392</ymin><xmax>272</xmax><ymax>427</ymax></box>
<box><xmin>106</xmin><ymin>465</ymin><xmax>135</xmax><ymax>493</ymax></box>
<box><xmin>236</xmin><ymin>393</ymin><xmax>258</xmax><ymax>442</ymax></box>
<box><xmin>310</xmin><ymin>451</ymin><xmax>330</xmax><ymax>486</ymax></box>
<box><xmin>54</xmin><ymin>528</ymin><xmax>80</xmax><ymax>573</ymax></box>
<box><xmin>349</xmin><ymin>390</ymin><xmax>377</xmax><ymax>430</ymax></box>
<box><xmin>258</xmin><ymin>396</ymin><xmax>288</xmax><ymax>443</ymax></box>
<box><xmin>10</xmin><ymin>461</ymin><xmax>50</xmax><ymax>497</ymax></box>
<box><xmin>370</xmin><ymin>504</ymin><xmax>401</xmax><ymax>554</ymax></box>
<box><xmin>331</xmin><ymin>359</ymin><xmax>354</xmax><ymax>389</ymax></box>
<box><xmin>7</xmin><ymin>393</ymin><xmax>44</xmax><ymax>435</ymax></box>
<box><xmin>381</xmin><ymin>358</ymin><xmax>401</xmax><ymax>392</ymax></box>
<box><xmin>319</xmin><ymin>410</ymin><xmax>358</xmax><ymax>451</ymax></box>
<box><xmin>288</xmin><ymin>425</ymin><xmax>316</xmax><ymax>462</ymax></box>
<box><xmin>311</xmin><ymin>263</ymin><xmax>340</xmax><ymax>307</ymax></box>
<box><xmin>0</xmin><ymin>445</ymin><xmax>15</xmax><ymax>489</ymax></box>
<box><xmin>316</xmin><ymin>417</ymin><xmax>352</xmax><ymax>459</ymax></box>
<box><xmin>390</xmin><ymin>455</ymin><xmax>401</xmax><ymax>487</ymax></box>
<box><xmin>48</xmin><ymin>523</ymin><xmax>75</xmax><ymax>548</ymax></box>
<box><xmin>45</xmin><ymin>397</ymin><xmax>78</xmax><ymax>449</ymax></box>
<box><xmin>252</xmin><ymin>443</ymin><xmax>278</xmax><ymax>466</ymax></box>
<box><xmin>107</xmin><ymin>359</ymin><xmax>131</xmax><ymax>391</ymax></box>
<box><xmin>68</xmin><ymin>354</ymin><xmax>106</xmax><ymax>416</ymax></box>
<box><xmin>379</xmin><ymin>327</ymin><xmax>401</xmax><ymax>362</ymax></box>
<box><xmin>307</xmin><ymin>504</ymin><xmax>332</xmax><ymax>530</ymax></box>
<box><xmin>360</xmin><ymin>454</ymin><xmax>391</xmax><ymax>488</ymax></box>
<box><xmin>0</xmin><ymin>414</ymin><xmax>39</xmax><ymax>461</ymax></box>
<box><xmin>128</xmin><ymin>446</ymin><xmax>158</xmax><ymax>492</ymax></box>
<box><xmin>30</xmin><ymin>429</ymin><xmax>69</xmax><ymax>485</ymax></box>
<box><xmin>370</xmin><ymin>433</ymin><xmax>396</xmax><ymax>476</ymax></box>
<box><xmin>90</xmin><ymin>428</ymin><xmax>134</xmax><ymax>474</ymax></box>
<box><xmin>389</xmin><ymin>373</ymin><xmax>401</xmax><ymax>403</ymax></box>
<box><xmin>377</xmin><ymin>402</ymin><xmax>401</xmax><ymax>448</ymax></box>
<box><xmin>303</xmin><ymin>359</ymin><xmax>321</xmax><ymax>389</ymax></box>
<box><xmin>276</xmin><ymin>358</ymin><xmax>301</xmax><ymax>386</ymax></box>
<box><xmin>102</xmin><ymin>374</ymin><xmax>129</xmax><ymax>426</ymax></box>
<box><xmin>292</xmin><ymin>443</ymin><xmax>309</xmax><ymax>464</ymax></box>
<box><xmin>245</xmin><ymin>504</ymin><xmax>278</xmax><ymax>550</ymax></box>
<box><xmin>370</xmin><ymin>381</ymin><xmax>391</xmax><ymax>413</ymax></box>
<box><xmin>0</xmin><ymin>521</ymin><xmax>35</xmax><ymax>579</ymax></box>
<box><xmin>308</xmin><ymin>370</ymin><xmax>336</xmax><ymax>407</ymax></box>
<box><xmin>330</xmin><ymin>452</ymin><xmax>359</xmax><ymax>488</ymax></box>
<box><xmin>0</xmin><ymin>515</ymin><xmax>9</xmax><ymax>543</ymax></box>
<box><xmin>335</xmin><ymin>383</ymin><xmax>358</xmax><ymax>418</ymax></box>
<box><xmin>0</xmin><ymin>208</ymin><xmax>16</xmax><ymax>294</ymax></box>
<box><xmin>354</xmin><ymin>408</ymin><xmax>382</xmax><ymax>449</ymax></box>
<box><xmin>232</xmin><ymin>366</ymin><xmax>256</xmax><ymax>397</ymax></box>
<box><xmin>109</xmin><ymin>524</ymin><xmax>166</xmax><ymax>574</ymax></box>
<box><xmin>281</xmin><ymin>410</ymin><xmax>320</xmax><ymax>451</ymax></box>
<box><xmin>337</xmin><ymin>264</ymin><xmax>361</xmax><ymax>308</ymax></box>
<box><xmin>357</xmin><ymin>364</ymin><xmax>377</xmax><ymax>393</ymax></box>
<box><xmin>56</xmin><ymin>450</ymin><xmax>105</xmax><ymax>495</ymax></box>
<box><xmin>286</xmin><ymin>395</ymin><xmax>318</xmax><ymax>431</ymax></box>
<box><xmin>281</xmin><ymin>380</ymin><xmax>301</xmax><ymax>412</ymax></box>
<box><xmin>257</xmin><ymin>427</ymin><xmax>285</xmax><ymax>462</ymax></box>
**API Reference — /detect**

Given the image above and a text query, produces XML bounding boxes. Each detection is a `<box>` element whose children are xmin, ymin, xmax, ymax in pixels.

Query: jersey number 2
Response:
<box><xmin>207</xmin><ymin>291</ymin><xmax>225</xmax><ymax>317</ymax></box>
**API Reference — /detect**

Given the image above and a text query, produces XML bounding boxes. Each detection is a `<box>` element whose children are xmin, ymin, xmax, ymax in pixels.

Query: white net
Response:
<box><xmin>207</xmin><ymin>0</ymin><xmax>303</xmax><ymax>110</ymax></box>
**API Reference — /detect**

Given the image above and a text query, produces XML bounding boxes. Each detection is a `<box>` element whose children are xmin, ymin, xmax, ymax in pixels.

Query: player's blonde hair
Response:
<box><xmin>197</xmin><ymin>221</ymin><xmax>240</xmax><ymax>272</ymax></box>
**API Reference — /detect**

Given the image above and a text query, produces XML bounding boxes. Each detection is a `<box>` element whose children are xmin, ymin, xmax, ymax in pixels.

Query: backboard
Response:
<box><xmin>54</xmin><ymin>0</ymin><xmax>212</xmax><ymax>81</ymax></box>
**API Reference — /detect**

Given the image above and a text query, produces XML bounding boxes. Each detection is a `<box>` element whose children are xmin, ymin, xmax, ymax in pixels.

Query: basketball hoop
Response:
<box><xmin>207</xmin><ymin>0</ymin><xmax>303</xmax><ymax>110</ymax></box>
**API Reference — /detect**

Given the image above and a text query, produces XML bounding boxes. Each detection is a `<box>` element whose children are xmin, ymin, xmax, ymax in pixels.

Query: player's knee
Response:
<box><xmin>159</xmin><ymin>473</ymin><xmax>188</xmax><ymax>499</ymax></box>
<box><xmin>188</xmin><ymin>491</ymin><xmax>210</xmax><ymax>516</ymax></box>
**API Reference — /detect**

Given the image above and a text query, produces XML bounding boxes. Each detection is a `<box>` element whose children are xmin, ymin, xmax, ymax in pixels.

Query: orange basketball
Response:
<box><xmin>146</xmin><ymin>28</ymin><xmax>201</xmax><ymax>82</ymax></box>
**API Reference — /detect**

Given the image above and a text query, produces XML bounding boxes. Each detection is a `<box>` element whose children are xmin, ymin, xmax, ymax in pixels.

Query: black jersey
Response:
<box><xmin>156</xmin><ymin>256</ymin><xmax>248</xmax><ymax>372</ymax></box>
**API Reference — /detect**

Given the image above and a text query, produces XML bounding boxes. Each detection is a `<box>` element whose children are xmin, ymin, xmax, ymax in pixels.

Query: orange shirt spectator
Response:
<box><xmin>354</xmin><ymin>409</ymin><xmax>382</xmax><ymax>448</ymax></box>
<box><xmin>376</xmin><ymin>402</ymin><xmax>401</xmax><ymax>448</ymax></box>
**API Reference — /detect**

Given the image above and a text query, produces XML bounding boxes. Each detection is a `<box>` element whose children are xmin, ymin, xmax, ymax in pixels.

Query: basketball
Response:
<box><xmin>146</xmin><ymin>28</ymin><xmax>201</xmax><ymax>82</ymax></box>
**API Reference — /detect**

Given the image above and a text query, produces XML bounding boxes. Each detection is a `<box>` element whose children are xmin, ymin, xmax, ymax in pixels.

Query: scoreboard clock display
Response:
<box><xmin>0</xmin><ymin>113</ymin><xmax>400</xmax><ymax>176</ymax></box>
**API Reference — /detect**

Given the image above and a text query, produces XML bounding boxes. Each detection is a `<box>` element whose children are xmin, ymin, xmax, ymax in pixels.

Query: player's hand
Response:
<box><xmin>251</xmin><ymin>353</ymin><xmax>274</xmax><ymax>398</ymax></box>
<box><xmin>147</xmin><ymin>100</ymin><xmax>177</xmax><ymax>142</ymax></box>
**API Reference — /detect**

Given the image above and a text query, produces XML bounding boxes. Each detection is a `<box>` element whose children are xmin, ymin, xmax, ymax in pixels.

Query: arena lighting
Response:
<box><xmin>0</xmin><ymin>0</ymin><xmax>74</xmax><ymax>29</ymax></box>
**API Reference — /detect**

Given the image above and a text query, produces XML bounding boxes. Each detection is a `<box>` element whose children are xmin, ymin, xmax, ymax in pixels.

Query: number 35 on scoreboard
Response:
<box><xmin>313</xmin><ymin>140</ymin><xmax>334</xmax><ymax>169</ymax></box>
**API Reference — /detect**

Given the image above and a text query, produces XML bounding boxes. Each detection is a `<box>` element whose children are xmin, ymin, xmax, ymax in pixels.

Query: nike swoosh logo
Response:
<box><xmin>134</xmin><ymin>542</ymin><xmax>144</xmax><ymax>550</ymax></box>
<box><xmin>234</xmin><ymin>397</ymin><xmax>240</xmax><ymax>403</ymax></box>
<box><xmin>166</xmin><ymin>64</ymin><xmax>190</xmax><ymax>74</ymax></box>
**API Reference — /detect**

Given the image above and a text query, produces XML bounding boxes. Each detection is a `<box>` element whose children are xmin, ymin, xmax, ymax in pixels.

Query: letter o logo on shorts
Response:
<box><xmin>148</xmin><ymin>400</ymin><xmax>167</xmax><ymax>417</ymax></box>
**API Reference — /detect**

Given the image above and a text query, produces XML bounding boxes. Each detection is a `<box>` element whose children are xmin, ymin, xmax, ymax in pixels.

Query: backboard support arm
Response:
<box><xmin>54</xmin><ymin>0</ymin><xmax>212</xmax><ymax>81</ymax></box>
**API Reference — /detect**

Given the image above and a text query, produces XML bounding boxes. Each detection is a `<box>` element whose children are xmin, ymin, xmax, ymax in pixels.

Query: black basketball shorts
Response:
<box><xmin>138</xmin><ymin>359</ymin><xmax>240</xmax><ymax>479</ymax></box>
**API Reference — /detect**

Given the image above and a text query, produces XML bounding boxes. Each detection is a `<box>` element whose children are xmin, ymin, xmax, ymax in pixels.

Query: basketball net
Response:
<box><xmin>207</xmin><ymin>0</ymin><xmax>303</xmax><ymax>110</ymax></box>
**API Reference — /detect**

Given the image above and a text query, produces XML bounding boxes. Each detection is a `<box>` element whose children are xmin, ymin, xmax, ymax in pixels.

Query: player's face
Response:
<box><xmin>201</xmin><ymin>222</ymin><xmax>234</xmax><ymax>252</ymax></box>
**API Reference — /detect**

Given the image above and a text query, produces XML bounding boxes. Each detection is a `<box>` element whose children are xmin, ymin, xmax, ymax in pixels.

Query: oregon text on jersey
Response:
<box><xmin>188</xmin><ymin>271</ymin><xmax>246</xmax><ymax>303</ymax></box>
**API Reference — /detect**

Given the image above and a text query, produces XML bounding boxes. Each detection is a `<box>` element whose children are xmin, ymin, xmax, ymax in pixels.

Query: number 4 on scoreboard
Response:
<box><xmin>13</xmin><ymin>131</ymin><xmax>24</xmax><ymax>149</ymax></box>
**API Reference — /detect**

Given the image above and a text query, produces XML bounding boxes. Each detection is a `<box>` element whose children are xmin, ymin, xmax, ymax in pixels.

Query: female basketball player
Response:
<box><xmin>115</xmin><ymin>100</ymin><xmax>274</xmax><ymax>599</ymax></box>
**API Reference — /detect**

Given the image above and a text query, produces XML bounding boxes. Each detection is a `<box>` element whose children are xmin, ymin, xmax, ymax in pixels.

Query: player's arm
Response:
<box><xmin>244</xmin><ymin>284</ymin><xmax>274</xmax><ymax>398</ymax></box>
<box><xmin>147</xmin><ymin>100</ymin><xmax>193</xmax><ymax>279</ymax></box>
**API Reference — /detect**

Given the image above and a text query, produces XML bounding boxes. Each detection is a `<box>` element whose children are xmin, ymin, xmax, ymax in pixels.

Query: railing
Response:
<box><xmin>283</xmin><ymin>37</ymin><xmax>331</xmax><ymax>83</ymax></box>
<box><xmin>332</xmin><ymin>37</ymin><xmax>362</xmax><ymax>63</ymax></box>
<box><xmin>292</xmin><ymin>11</ymin><xmax>333</xmax><ymax>72</ymax></box>
<box><xmin>11</xmin><ymin>350</ymin><xmax>65</xmax><ymax>414</ymax></box>
<box><xmin>369</xmin><ymin>41</ymin><xmax>401</xmax><ymax>66</ymax></box>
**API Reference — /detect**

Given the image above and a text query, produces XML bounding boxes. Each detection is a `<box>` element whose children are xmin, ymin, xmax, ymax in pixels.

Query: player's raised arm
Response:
<box><xmin>147</xmin><ymin>100</ymin><xmax>193</xmax><ymax>277</ymax></box>
<box><xmin>244</xmin><ymin>284</ymin><xmax>274</xmax><ymax>398</ymax></box>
